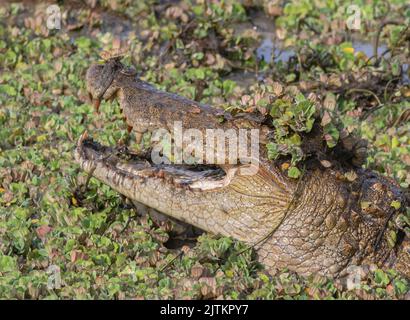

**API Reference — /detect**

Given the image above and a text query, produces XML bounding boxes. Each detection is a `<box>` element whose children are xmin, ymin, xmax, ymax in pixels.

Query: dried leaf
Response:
<box><xmin>323</xmin><ymin>93</ymin><xmax>337</xmax><ymax>110</ymax></box>
<box><xmin>321</xmin><ymin>111</ymin><xmax>332</xmax><ymax>126</ymax></box>
<box><xmin>36</xmin><ymin>225</ymin><xmax>52</xmax><ymax>240</ymax></box>
<box><xmin>70</xmin><ymin>250</ymin><xmax>87</xmax><ymax>263</ymax></box>
<box><xmin>345</xmin><ymin>171</ymin><xmax>358</xmax><ymax>182</ymax></box>
<box><xmin>191</xmin><ymin>263</ymin><xmax>204</xmax><ymax>279</ymax></box>
<box><xmin>272</xmin><ymin>82</ymin><xmax>283</xmax><ymax>96</ymax></box>
<box><xmin>281</xmin><ymin>162</ymin><xmax>290</xmax><ymax>170</ymax></box>
<box><xmin>320</xmin><ymin>160</ymin><xmax>332</xmax><ymax>168</ymax></box>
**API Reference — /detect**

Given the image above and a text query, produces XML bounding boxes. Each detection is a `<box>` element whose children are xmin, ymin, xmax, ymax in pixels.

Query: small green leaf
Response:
<box><xmin>289</xmin><ymin>133</ymin><xmax>301</xmax><ymax>145</ymax></box>
<box><xmin>75</xmin><ymin>36</ymin><xmax>92</xmax><ymax>49</ymax></box>
<box><xmin>285</xmin><ymin>73</ymin><xmax>296</xmax><ymax>83</ymax></box>
<box><xmin>0</xmin><ymin>254</ymin><xmax>17</xmax><ymax>273</ymax></box>
<box><xmin>258</xmin><ymin>272</ymin><xmax>270</xmax><ymax>284</ymax></box>
<box><xmin>192</xmin><ymin>52</ymin><xmax>204</xmax><ymax>60</ymax></box>
<box><xmin>393</xmin><ymin>279</ymin><xmax>409</xmax><ymax>295</ymax></box>
<box><xmin>288</xmin><ymin>166</ymin><xmax>301</xmax><ymax>178</ymax></box>
<box><xmin>387</xmin><ymin>230</ymin><xmax>397</xmax><ymax>248</ymax></box>
<box><xmin>374</xmin><ymin>269</ymin><xmax>390</xmax><ymax>286</ymax></box>
<box><xmin>0</xmin><ymin>84</ymin><xmax>17</xmax><ymax>96</ymax></box>
<box><xmin>390</xmin><ymin>200</ymin><xmax>401</xmax><ymax>210</ymax></box>
<box><xmin>222</xmin><ymin>80</ymin><xmax>236</xmax><ymax>95</ymax></box>
<box><xmin>266</xmin><ymin>142</ymin><xmax>279</xmax><ymax>160</ymax></box>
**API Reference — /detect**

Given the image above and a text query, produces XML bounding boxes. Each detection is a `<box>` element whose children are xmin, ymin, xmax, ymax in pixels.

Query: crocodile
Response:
<box><xmin>74</xmin><ymin>61</ymin><xmax>410</xmax><ymax>278</ymax></box>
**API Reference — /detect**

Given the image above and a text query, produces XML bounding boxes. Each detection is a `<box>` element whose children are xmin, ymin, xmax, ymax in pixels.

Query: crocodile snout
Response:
<box><xmin>86</xmin><ymin>63</ymin><xmax>122</xmax><ymax>113</ymax></box>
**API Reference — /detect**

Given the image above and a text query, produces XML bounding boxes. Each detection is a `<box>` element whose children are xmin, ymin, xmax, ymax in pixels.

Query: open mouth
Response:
<box><xmin>74</xmin><ymin>132</ymin><xmax>229</xmax><ymax>191</ymax></box>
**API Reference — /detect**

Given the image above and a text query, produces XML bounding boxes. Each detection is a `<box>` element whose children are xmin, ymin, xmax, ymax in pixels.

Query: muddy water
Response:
<box><xmin>227</xmin><ymin>12</ymin><xmax>293</xmax><ymax>87</ymax></box>
<box><xmin>258</xmin><ymin>40</ymin><xmax>389</xmax><ymax>64</ymax></box>
<box><xmin>256</xmin><ymin>37</ymin><xmax>295</xmax><ymax>63</ymax></box>
<box><xmin>12</xmin><ymin>2</ymin><xmax>405</xmax><ymax>86</ymax></box>
<box><xmin>232</xmin><ymin>11</ymin><xmax>294</xmax><ymax>64</ymax></box>
<box><xmin>402</xmin><ymin>64</ymin><xmax>409</xmax><ymax>84</ymax></box>
<box><xmin>230</xmin><ymin>11</ymin><xmax>397</xmax><ymax>88</ymax></box>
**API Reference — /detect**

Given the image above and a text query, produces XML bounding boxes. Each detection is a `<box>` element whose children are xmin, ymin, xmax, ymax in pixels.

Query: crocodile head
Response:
<box><xmin>86</xmin><ymin>61</ymin><xmax>130</xmax><ymax>113</ymax></box>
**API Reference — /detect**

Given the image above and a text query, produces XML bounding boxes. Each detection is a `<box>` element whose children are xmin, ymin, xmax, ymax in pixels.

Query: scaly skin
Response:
<box><xmin>86</xmin><ymin>63</ymin><xmax>270</xmax><ymax>144</ymax></box>
<box><xmin>78</xmin><ymin>61</ymin><xmax>409</xmax><ymax>278</ymax></box>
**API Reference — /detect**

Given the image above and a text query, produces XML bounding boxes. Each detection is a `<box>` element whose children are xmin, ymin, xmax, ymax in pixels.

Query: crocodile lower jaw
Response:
<box><xmin>74</xmin><ymin>131</ymin><xmax>236</xmax><ymax>191</ymax></box>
